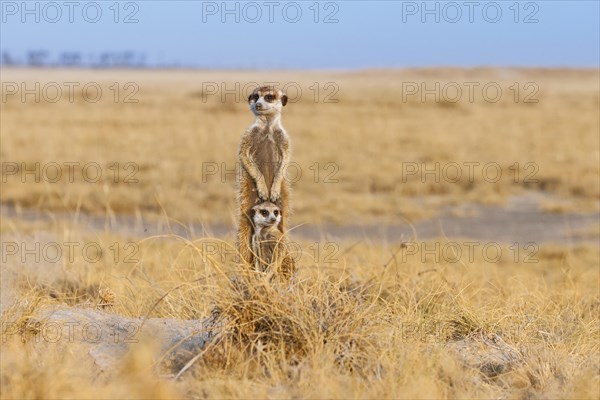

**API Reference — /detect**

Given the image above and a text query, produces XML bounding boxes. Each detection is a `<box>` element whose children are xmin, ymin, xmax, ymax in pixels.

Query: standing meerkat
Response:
<box><xmin>250</xmin><ymin>201</ymin><xmax>295</xmax><ymax>281</ymax></box>
<box><xmin>237</xmin><ymin>86</ymin><xmax>291</xmax><ymax>267</ymax></box>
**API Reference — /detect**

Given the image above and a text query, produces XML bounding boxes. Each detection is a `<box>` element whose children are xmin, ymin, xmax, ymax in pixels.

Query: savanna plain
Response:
<box><xmin>1</xmin><ymin>68</ymin><xmax>599</xmax><ymax>399</ymax></box>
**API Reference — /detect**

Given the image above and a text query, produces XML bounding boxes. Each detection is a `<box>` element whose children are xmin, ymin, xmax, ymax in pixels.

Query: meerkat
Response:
<box><xmin>250</xmin><ymin>201</ymin><xmax>295</xmax><ymax>281</ymax></box>
<box><xmin>237</xmin><ymin>86</ymin><xmax>291</xmax><ymax>267</ymax></box>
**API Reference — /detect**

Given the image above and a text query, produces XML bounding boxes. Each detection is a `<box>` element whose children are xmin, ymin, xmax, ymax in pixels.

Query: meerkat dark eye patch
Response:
<box><xmin>265</xmin><ymin>94</ymin><xmax>274</xmax><ymax>102</ymax></box>
<box><xmin>260</xmin><ymin>210</ymin><xmax>269</xmax><ymax>217</ymax></box>
<box><xmin>273</xmin><ymin>210</ymin><xmax>279</xmax><ymax>216</ymax></box>
<box><xmin>248</xmin><ymin>93</ymin><xmax>259</xmax><ymax>103</ymax></box>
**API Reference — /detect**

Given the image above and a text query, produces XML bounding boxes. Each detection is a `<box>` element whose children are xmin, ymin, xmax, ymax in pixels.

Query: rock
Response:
<box><xmin>446</xmin><ymin>331</ymin><xmax>522</xmax><ymax>378</ymax></box>
<box><xmin>28</xmin><ymin>305</ymin><xmax>220</xmax><ymax>375</ymax></box>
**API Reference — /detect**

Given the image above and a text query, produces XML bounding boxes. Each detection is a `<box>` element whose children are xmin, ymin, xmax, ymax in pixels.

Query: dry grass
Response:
<box><xmin>1</xmin><ymin>215</ymin><xmax>598</xmax><ymax>399</ymax></box>
<box><xmin>1</xmin><ymin>68</ymin><xmax>598</xmax><ymax>398</ymax></box>
<box><xmin>1</xmin><ymin>68</ymin><xmax>598</xmax><ymax>225</ymax></box>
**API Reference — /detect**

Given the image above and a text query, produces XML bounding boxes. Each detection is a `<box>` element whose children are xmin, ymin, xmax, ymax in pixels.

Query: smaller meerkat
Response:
<box><xmin>250</xmin><ymin>201</ymin><xmax>295</xmax><ymax>281</ymax></box>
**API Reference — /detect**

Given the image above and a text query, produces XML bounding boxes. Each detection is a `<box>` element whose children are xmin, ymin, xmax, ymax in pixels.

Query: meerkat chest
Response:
<box><xmin>262</xmin><ymin>227</ymin><xmax>282</xmax><ymax>244</ymax></box>
<box><xmin>251</xmin><ymin>131</ymin><xmax>283</xmax><ymax>185</ymax></box>
<box><xmin>251</xmin><ymin>132</ymin><xmax>281</xmax><ymax>162</ymax></box>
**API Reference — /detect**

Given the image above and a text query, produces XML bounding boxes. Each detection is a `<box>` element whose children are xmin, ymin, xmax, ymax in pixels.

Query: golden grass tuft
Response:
<box><xmin>202</xmin><ymin>269</ymin><xmax>381</xmax><ymax>378</ymax></box>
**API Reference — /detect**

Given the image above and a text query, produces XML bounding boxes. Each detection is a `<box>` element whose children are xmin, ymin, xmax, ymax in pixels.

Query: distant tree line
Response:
<box><xmin>1</xmin><ymin>51</ymin><xmax>149</xmax><ymax>68</ymax></box>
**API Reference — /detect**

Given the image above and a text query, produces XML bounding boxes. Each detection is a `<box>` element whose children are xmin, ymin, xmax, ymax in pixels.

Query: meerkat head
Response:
<box><xmin>251</xmin><ymin>201</ymin><xmax>282</xmax><ymax>229</ymax></box>
<box><xmin>248</xmin><ymin>86</ymin><xmax>288</xmax><ymax>117</ymax></box>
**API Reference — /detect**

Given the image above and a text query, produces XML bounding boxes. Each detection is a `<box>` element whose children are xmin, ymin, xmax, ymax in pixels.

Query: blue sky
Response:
<box><xmin>1</xmin><ymin>1</ymin><xmax>599</xmax><ymax>68</ymax></box>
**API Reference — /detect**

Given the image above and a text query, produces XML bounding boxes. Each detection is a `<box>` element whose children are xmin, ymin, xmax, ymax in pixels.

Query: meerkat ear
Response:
<box><xmin>281</xmin><ymin>95</ymin><xmax>288</xmax><ymax>106</ymax></box>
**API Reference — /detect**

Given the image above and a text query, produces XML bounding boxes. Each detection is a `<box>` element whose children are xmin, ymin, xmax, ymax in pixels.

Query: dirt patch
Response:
<box><xmin>3</xmin><ymin>194</ymin><xmax>598</xmax><ymax>245</ymax></box>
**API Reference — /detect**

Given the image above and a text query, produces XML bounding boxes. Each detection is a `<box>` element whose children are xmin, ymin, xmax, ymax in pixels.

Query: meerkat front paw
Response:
<box><xmin>257</xmin><ymin>185</ymin><xmax>269</xmax><ymax>201</ymax></box>
<box><xmin>269</xmin><ymin>191</ymin><xmax>280</xmax><ymax>203</ymax></box>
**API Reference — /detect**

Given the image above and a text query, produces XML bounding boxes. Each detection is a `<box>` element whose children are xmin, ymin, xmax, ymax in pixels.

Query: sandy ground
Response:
<box><xmin>3</xmin><ymin>193</ymin><xmax>598</xmax><ymax>245</ymax></box>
